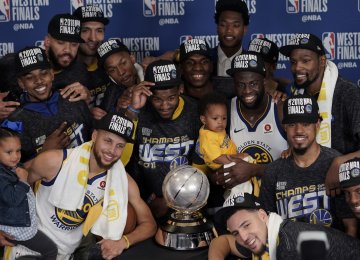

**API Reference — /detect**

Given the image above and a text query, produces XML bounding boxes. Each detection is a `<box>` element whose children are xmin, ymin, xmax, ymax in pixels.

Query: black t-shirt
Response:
<box><xmin>260</xmin><ymin>146</ymin><xmax>354</xmax><ymax>231</ymax></box>
<box><xmin>127</xmin><ymin>95</ymin><xmax>201</xmax><ymax>198</ymax></box>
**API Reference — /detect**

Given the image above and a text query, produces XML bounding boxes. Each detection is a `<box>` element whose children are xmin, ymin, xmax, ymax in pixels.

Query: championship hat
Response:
<box><xmin>226</xmin><ymin>53</ymin><xmax>266</xmax><ymax>77</ymax></box>
<box><xmin>214</xmin><ymin>0</ymin><xmax>249</xmax><ymax>25</ymax></box>
<box><xmin>97</xmin><ymin>39</ymin><xmax>130</xmax><ymax>68</ymax></box>
<box><xmin>73</xmin><ymin>5</ymin><xmax>109</xmax><ymax>25</ymax></box>
<box><xmin>48</xmin><ymin>13</ymin><xmax>84</xmax><ymax>43</ymax></box>
<box><xmin>95</xmin><ymin>112</ymin><xmax>134</xmax><ymax>143</ymax></box>
<box><xmin>282</xmin><ymin>94</ymin><xmax>321</xmax><ymax>124</ymax></box>
<box><xmin>279</xmin><ymin>33</ymin><xmax>325</xmax><ymax>57</ymax></box>
<box><xmin>247</xmin><ymin>38</ymin><xmax>279</xmax><ymax>64</ymax></box>
<box><xmin>179</xmin><ymin>39</ymin><xmax>211</xmax><ymax>63</ymax></box>
<box><xmin>339</xmin><ymin>158</ymin><xmax>360</xmax><ymax>189</ymax></box>
<box><xmin>214</xmin><ymin>192</ymin><xmax>261</xmax><ymax>230</ymax></box>
<box><xmin>15</xmin><ymin>46</ymin><xmax>51</xmax><ymax>76</ymax></box>
<box><xmin>144</xmin><ymin>60</ymin><xmax>182</xmax><ymax>90</ymax></box>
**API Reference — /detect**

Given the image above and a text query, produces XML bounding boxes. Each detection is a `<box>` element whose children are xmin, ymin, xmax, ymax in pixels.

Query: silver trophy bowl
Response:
<box><xmin>155</xmin><ymin>165</ymin><xmax>217</xmax><ymax>250</ymax></box>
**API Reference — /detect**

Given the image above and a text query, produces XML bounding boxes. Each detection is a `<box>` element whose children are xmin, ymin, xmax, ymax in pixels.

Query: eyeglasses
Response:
<box><xmin>235</xmin><ymin>80</ymin><xmax>261</xmax><ymax>90</ymax></box>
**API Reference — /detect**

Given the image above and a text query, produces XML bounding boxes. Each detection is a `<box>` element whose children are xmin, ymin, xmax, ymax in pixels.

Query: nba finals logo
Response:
<box><xmin>144</xmin><ymin>0</ymin><xmax>156</xmax><ymax>17</ymax></box>
<box><xmin>70</xmin><ymin>0</ymin><xmax>84</xmax><ymax>13</ymax></box>
<box><xmin>0</xmin><ymin>0</ymin><xmax>10</xmax><ymax>22</ymax></box>
<box><xmin>179</xmin><ymin>35</ymin><xmax>193</xmax><ymax>44</ymax></box>
<box><xmin>251</xmin><ymin>33</ymin><xmax>265</xmax><ymax>40</ymax></box>
<box><xmin>322</xmin><ymin>32</ymin><xmax>335</xmax><ymax>60</ymax></box>
<box><xmin>286</xmin><ymin>0</ymin><xmax>299</xmax><ymax>13</ymax></box>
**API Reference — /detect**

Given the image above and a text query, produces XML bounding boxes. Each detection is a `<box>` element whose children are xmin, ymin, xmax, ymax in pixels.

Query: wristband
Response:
<box><xmin>127</xmin><ymin>105</ymin><xmax>140</xmax><ymax>114</ymax></box>
<box><xmin>123</xmin><ymin>235</ymin><xmax>131</xmax><ymax>249</ymax></box>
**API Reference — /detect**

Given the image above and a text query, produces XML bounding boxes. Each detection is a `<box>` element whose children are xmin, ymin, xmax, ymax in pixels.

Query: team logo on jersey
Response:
<box><xmin>251</xmin><ymin>33</ymin><xmax>265</xmax><ymax>40</ymax></box>
<box><xmin>286</xmin><ymin>0</ymin><xmax>299</xmax><ymax>13</ymax></box>
<box><xmin>0</xmin><ymin>0</ymin><xmax>10</xmax><ymax>22</ymax></box>
<box><xmin>54</xmin><ymin>193</ymin><xmax>95</xmax><ymax>227</ymax></box>
<box><xmin>70</xmin><ymin>0</ymin><xmax>84</xmax><ymax>13</ymax></box>
<box><xmin>322</xmin><ymin>32</ymin><xmax>335</xmax><ymax>60</ymax></box>
<box><xmin>309</xmin><ymin>208</ymin><xmax>332</xmax><ymax>227</ymax></box>
<box><xmin>143</xmin><ymin>0</ymin><xmax>156</xmax><ymax>17</ymax></box>
<box><xmin>170</xmin><ymin>156</ymin><xmax>189</xmax><ymax>170</ymax></box>
<box><xmin>179</xmin><ymin>35</ymin><xmax>193</xmax><ymax>44</ymax></box>
<box><xmin>263</xmin><ymin>123</ymin><xmax>273</xmax><ymax>134</ymax></box>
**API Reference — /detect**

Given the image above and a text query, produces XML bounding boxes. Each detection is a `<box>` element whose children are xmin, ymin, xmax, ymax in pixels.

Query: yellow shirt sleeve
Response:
<box><xmin>199</xmin><ymin>127</ymin><xmax>236</xmax><ymax>170</ymax></box>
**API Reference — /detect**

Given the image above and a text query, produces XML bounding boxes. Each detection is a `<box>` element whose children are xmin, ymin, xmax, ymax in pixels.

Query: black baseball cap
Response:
<box><xmin>214</xmin><ymin>192</ymin><xmax>262</xmax><ymax>230</ymax></box>
<box><xmin>179</xmin><ymin>39</ymin><xmax>211</xmax><ymax>63</ymax></box>
<box><xmin>97</xmin><ymin>39</ymin><xmax>130</xmax><ymax>68</ymax></box>
<box><xmin>279</xmin><ymin>33</ymin><xmax>325</xmax><ymax>57</ymax></box>
<box><xmin>48</xmin><ymin>13</ymin><xmax>84</xmax><ymax>43</ymax></box>
<box><xmin>15</xmin><ymin>46</ymin><xmax>51</xmax><ymax>76</ymax></box>
<box><xmin>247</xmin><ymin>38</ymin><xmax>279</xmax><ymax>64</ymax></box>
<box><xmin>339</xmin><ymin>158</ymin><xmax>360</xmax><ymax>189</ymax></box>
<box><xmin>144</xmin><ymin>60</ymin><xmax>182</xmax><ymax>90</ymax></box>
<box><xmin>214</xmin><ymin>0</ymin><xmax>249</xmax><ymax>25</ymax></box>
<box><xmin>73</xmin><ymin>5</ymin><xmax>109</xmax><ymax>25</ymax></box>
<box><xmin>282</xmin><ymin>95</ymin><xmax>321</xmax><ymax>124</ymax></box>
<box><xmin>95</xmin><ymin>112</ymin><xmax>134</xmax><ymax>143</ymax></box>
<box><xmin>226</xmin><ymin>53</ymin><xmax>266</xmax><ymax>77</ymax></box>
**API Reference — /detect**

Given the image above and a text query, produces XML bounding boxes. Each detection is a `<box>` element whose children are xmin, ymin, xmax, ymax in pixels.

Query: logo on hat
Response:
<box><xmin>143</xmin><ymin>0</ymin><xmax>156</xmax><ymax>17</ymax></box>
<box><xmin>300</xmin><ymin>38</ymin><xmax>309</xmax><ymax>45</ymax></box>
<box><xmin>304</xmin><ymin>104</ymin><xmax>312</xmax><ymax>114</ymax></box>
<box><xmin>36</xmin><ymin>53</ymin><xmax>43</xmax><ymax>62</ymax></box>
<box><xmin>152</xmin><ymin>63</ymin><xmax>177</xmax><ymax>83</ymax></box>
<box><xmin>0</xmin><ymin>0</ymin><xmax>11</xmax><ymax>22</ymax></box>
<box><xmin>322</xmin><ymin>32</ymin><xmax>335</xmax><ymax>60</ymax></box>
<box><xmin>249</xmin><ymin>59</ymin><xmax>258</xmax><ymax>68</ymax></box>
<box><xmin>286</xmin><ymin>0</ymin><xmax>299</xmax><ymax>14</ymax></box>
<box><xmin>235</xmin><ymin>196</ymin><xmax>245</xmax><ymax>204</ymax></box>
<box><xmin>351</xmin><ymin>168</ymin><xmax>360</xmax><ymax>178</ymax></box>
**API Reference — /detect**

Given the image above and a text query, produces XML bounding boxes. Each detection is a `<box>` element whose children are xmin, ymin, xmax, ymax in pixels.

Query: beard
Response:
<box><xmin>293</xmin><ymin>147</ymin><xmax>308</xmax><ymax>155</ymax></box>
<box><xmin>92</xmin><ymin>145</ymin><xmax>117</xmax><ymax>170</ymax></box>
<box><xmin>293</xmin><ymin>71</ymin><xmax>320</xmax><ymax>90</ymax></box>
<box><xmin>48</xmin><ymin>47</ymin><xmax>77</xmax><ymax>70</ymax></box>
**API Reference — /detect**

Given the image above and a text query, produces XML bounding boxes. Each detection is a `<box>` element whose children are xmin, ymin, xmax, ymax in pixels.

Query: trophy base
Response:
<box><xmin>155</xmin><ymin>212</ymin><xmax>218</xmax><ymax>250</ymax></box>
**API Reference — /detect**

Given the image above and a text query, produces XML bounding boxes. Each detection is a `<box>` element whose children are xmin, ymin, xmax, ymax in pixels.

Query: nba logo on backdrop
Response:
<box><xmin>322</xmin><ymin>32</ymin><xmax>335</xmax><ymax>60</ymax></box>
<box><xmin>0</xmin><ymin>0</ymin><xmax>10</xmax><ymax>22</ymax></box>
<box><xmin>70</xmin><ymin>0</ymin><xmax>84</xmax><ymax>13</ymax></box>
<box><xmin>251</xmin><ymin>33</ymin><xmax>265</xmax><ymax>40</ymax></box>
<box><xmin>179</xmin><ymin>35</ymin><xmax>192</xmax><ymax>44</ymax></box>
<box><xmin>144</xmin><ymin>0</ymin><xmax>156</xmax><ymax>17</ymax></box>
<box><xmin>286</xmin><ymin>0</ymin><xmax>299</xmax><ymax>13</ymax></box>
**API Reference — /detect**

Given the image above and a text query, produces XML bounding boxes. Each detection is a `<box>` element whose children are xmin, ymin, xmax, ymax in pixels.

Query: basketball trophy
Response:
<box><xmin>155</xmin><ymin>165</ymin><xmax>218</xmax><ymax>250</ymax></box>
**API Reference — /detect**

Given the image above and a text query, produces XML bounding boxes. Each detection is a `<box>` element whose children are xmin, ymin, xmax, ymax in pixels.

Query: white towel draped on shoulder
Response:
<box><xmin>48</xmin><ymin>141</ymin><xmax>128</xmax><ymax>240</ymax></box>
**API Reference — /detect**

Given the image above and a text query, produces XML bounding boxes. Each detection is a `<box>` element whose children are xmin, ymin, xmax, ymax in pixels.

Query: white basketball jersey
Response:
<box><xmin>230</xmin><ymin>96</ymin><xmax>288</xmax><ymax>164</ymax></box>
<box><xmin>36</xmin><ymin>165</ymin><xmax>107</xmax><ymax>255</ymax></box>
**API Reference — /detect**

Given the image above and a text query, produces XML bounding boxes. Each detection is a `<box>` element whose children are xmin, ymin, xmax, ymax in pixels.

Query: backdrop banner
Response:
<box><xmin>0</xmin><ymin>0</ymin><xmax>359</xmax><ymax>84</ymax></box>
